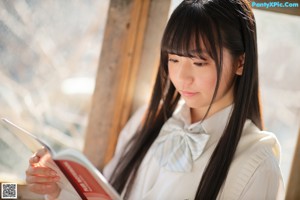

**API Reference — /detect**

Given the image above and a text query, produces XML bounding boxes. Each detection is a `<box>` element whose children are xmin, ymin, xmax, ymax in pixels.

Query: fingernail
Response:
<box><xmin>42</xmin><ymin>147</ymin><xmax>48</xmax><ymax>152</ymax></box>
<box><xmin>34</xmin><ymin>156</ymin><xmax>39</xmax><ymax>162</ymax></box>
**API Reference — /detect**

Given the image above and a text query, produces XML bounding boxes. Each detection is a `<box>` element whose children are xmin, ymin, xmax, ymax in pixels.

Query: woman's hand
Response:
<box><xmin>25</xmin><ymin>147</ymin><xmax>61</xmax><ymax>199</ymax></box>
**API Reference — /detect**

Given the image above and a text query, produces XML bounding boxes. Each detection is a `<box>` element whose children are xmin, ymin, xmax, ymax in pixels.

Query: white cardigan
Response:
<box><xmin>103</xmin><ymin>104</ymin><xmax>285</xmax><ymax>200</ymax></box>
<box><xmin>55</xmin><ymin>104</ymin><xmax>285</xmax><ymax>200</ymax></box>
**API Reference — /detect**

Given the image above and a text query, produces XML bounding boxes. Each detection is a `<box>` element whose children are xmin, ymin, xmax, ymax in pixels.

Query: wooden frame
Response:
<box><xmin>83</xmin><ymin>0</ymin><xmax>171</xmax><ymax>169</ymax></box>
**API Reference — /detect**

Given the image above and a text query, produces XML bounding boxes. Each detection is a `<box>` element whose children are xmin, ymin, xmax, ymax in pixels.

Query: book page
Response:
<box><xmin>1</xmin><ymin>118</ymin><xmax>54</xmax><ymax>154</ymax></box>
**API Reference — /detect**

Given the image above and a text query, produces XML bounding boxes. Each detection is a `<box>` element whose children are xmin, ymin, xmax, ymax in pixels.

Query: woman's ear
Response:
<box><xmin>235</xmin><ymin>53</ymin><xmax>245</xmax><ymax>76</ymax></box>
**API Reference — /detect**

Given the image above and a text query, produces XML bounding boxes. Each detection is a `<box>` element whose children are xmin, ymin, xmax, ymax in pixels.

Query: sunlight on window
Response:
<box><xmin>61</xmin><ymin>77</ymin><xmax>95</xmax><ymax>95</ymax></box>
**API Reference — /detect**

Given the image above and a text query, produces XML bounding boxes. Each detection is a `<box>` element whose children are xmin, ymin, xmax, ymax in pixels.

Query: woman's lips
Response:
<box><xmin>180</xmin><ymin>90</ymin><xmax>199</xmax><ymax>97</ymax></box>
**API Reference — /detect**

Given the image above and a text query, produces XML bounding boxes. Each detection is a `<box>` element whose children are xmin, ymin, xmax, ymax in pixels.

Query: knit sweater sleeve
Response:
<box><xmin>238</xmin><ymin>154</ymin><xmax>285</xmax><ymax>200</ymax></box>
<box><xmin>219</xmin><ymin>120</ymin><xmax>285</xmax><ymax>200</ymax></box>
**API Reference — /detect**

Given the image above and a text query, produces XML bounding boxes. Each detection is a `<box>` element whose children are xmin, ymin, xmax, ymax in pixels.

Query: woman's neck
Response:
<box><xmin>190</xmin><ymin>87</ymin><xmax>234</xmax><ymax>123</ymax></box>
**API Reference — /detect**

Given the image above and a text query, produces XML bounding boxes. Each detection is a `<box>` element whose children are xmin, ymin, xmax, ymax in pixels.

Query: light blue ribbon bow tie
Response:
<box><xmin>152</xmin><ymin>118</ymin><xmax>210</xmax><ymax>172</ymax></box>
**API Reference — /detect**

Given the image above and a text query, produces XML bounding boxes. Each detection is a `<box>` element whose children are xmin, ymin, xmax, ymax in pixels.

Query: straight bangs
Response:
<box><xmin>161</xmin><ymin>3</ymin><xmax>223</xmax><ymax>69</ymax></box>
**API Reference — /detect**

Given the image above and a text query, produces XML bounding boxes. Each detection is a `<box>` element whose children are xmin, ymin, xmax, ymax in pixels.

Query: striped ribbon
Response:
<box><xmin>152</xmin><ymin>117</ymin><xmax>210</xmax><ymax>172</ymax></box>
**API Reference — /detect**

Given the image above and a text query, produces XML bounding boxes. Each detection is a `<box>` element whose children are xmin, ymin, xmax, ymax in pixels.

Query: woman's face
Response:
<box><xmin>168</xmin><ymin>48</ymin><xmax>241</xmax><ymax>121</ymax></box>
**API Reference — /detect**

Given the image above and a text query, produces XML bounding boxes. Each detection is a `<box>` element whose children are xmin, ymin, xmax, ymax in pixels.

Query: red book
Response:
<box><xmin>2</xmin><ymin>118</ymin><xmax>121</xmax><ymax>200</ymax></box>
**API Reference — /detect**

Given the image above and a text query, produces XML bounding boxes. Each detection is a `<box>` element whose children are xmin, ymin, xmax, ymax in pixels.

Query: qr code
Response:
<box><xmin>1</xmin><ymin>183</ymin><xmax>17</xmax><ymax>199</ymax></box>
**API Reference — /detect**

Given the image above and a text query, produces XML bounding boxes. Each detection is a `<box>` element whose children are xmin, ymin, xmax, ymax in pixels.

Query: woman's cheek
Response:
<box><xmin>197</xmin><ymin>74</ymin><xmax>217</xmax><ymax>94</ymax></box>
<box><xmin>168</xmin><ymin>69</ymin><xmax>179</xmax><ymax>89</ymax></box>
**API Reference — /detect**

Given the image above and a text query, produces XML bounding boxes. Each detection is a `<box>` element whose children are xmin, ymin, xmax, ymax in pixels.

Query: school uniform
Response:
<box><xmin>53</xmin><ymin>103</ymin><xmax>285</xmax><ymax>200</ymax></box>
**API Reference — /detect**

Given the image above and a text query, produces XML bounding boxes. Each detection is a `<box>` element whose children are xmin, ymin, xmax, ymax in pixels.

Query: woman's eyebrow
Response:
<box><xmin>189</xmin><ymin>50</ymin><xmax>209</xmax><ymax>60</ymax></box>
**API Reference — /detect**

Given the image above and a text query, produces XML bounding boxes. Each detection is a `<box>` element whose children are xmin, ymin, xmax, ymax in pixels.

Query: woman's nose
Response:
<box><xmin>177</xmin><ymin>60</ymin><xmax>193</xmax><ymax>84</ymax></box>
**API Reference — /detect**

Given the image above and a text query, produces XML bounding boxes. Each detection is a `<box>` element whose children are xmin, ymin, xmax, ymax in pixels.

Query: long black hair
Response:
<box><xmin>109</xmin><ymin>0</ymin><xmax>262</xmax><ymax>199</ymax></box>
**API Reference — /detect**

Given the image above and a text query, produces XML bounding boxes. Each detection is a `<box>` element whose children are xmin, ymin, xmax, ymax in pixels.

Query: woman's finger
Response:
<box><xmin>35</xmin><ymin>147</ymin><xmax>48</xmax><ymax>158</ymax></box>
<box><xmin>29</xmin><ymin>155</ymin><xmax>40</xmax><ymax>165</ymax></box>
<box><xmin>29</xmin><ymin>147</ymin><xmax>48</xmax><ymax>165</ymax></box>
<box><xmin>26</xmin><ymin>174</ymin><xmax>60</xmax><ymax>184</ymax></box>
<box><xmin>26</xmin><ymin>166</ymin><xmax>58</xmax><ymax>177</ymax></box>
<box><xmin>27</xmin><ymin>183</ymin><xmax>58</xmax><ymax>195</ymax></box>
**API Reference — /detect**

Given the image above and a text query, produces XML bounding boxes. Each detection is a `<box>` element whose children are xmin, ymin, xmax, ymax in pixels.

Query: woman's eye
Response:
<box><xmin>168</xmin><ymin>58</ymin><xmax>179</xmax><ymax>63</ymax></box>
<box><xmin>194</xmin><ymin>62</ymin><xmax>207</xmax><ymax>67</ymax></box>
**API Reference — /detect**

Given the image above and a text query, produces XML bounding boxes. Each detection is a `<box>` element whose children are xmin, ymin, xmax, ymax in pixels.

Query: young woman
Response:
<box><xmin>26</xmin><ymin>0</ymin><xmax>284</xmax><ymax>199</ymax></box>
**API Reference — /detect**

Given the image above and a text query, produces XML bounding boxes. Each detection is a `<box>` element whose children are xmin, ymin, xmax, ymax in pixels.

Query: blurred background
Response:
<box><xmin>0</xmin><ymin>0</ymin><xmax>110</xmax><ymax>183</ymax></box>
<box><xmin>0</xmin><ymin>0</ymin><xmax>299</xmax><ymax>192</ymax></box>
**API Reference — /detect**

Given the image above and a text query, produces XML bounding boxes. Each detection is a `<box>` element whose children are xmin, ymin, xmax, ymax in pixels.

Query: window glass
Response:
<box><xmin>0</xmin><ymin>0</ymin><xmax>109</xmax><ymax>183</ymax></box>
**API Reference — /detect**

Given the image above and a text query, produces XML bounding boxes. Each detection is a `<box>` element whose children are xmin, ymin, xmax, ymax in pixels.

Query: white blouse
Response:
<box><xmin>55</xmin><ymin>103</ymin><xmax>285</xmax><ymax>200</ymax></box>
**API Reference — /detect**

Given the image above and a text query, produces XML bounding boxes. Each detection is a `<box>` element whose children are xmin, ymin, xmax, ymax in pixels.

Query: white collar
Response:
<box><xmin>174</xmin><ymin>102</ymin><xmax>234</xmax><ymax>146</ymax></box>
